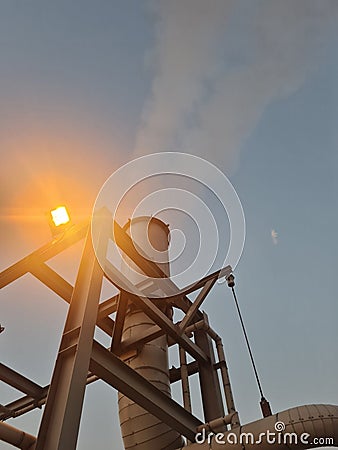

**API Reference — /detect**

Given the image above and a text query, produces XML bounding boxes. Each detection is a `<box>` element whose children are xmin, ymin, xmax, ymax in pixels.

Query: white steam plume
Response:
<box><xmin>134</xmin><ymin>0</ymin><xmax>338</xmax><ymax>170</ymax></box>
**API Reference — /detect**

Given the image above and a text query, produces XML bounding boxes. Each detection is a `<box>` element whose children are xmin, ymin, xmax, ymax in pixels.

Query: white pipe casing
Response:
<box><xmin>180</xmin><ymin>404</ymin><xmax>338</xmax><ymax>450</ymax></box>
<box><xmin>118</xmin><ymin>217</ymin><xmax>182</xmax><ymax>450</ymax></box>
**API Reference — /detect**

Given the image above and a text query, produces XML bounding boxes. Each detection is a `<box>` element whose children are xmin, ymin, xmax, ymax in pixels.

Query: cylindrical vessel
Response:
<box><xmin>179</xmin><ymin>404</ymin><xmax>338</xmax><ymax>450</ymax></box>
<box><xmin>118</xmin><ymin>217</ymin><xmax>182</xmax><ymax>450</ymax></box>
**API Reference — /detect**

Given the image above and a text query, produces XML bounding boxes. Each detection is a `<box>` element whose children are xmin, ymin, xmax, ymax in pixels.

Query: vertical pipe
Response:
<box><xmin>215</xmin><ymin>337</ymin><xmax>239</xmax><ymax>427</ymax></box>
<box><xmin>179</xmin><ymin>347</ymin><xmax>192</xmax><ymax>413</ymax></box>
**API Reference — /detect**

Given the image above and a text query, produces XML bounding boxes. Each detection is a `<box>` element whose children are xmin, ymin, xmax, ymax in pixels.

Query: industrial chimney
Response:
<box><xmin>118</xmin><ymin>217</ymin><xmax>183</xmax><ymax>450</ymax></box>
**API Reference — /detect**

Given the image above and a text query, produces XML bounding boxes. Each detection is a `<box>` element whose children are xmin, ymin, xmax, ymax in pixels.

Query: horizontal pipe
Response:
<box><xmin>0</xmin><ymin>421</ymin><xmax>36</xmax><ymax>449</ymax></box>
<box><xmin>179</xmin><ymin>404</ymin><xmax>338</xmax><ymax>450</ymax></box>
<box><xmin>185</xmin><ymin>319</ymin><xmax>220</xmax><ymax>341</ymax></box>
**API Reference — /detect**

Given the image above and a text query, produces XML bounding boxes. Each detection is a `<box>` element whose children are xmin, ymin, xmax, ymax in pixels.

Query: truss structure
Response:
<box><xmin>0</xmin><ymin>209</ymin><xmax>238</xmax><ymax>449</ymax></box>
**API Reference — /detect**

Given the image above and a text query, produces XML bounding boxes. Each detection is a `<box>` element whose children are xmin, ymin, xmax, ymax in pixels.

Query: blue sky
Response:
<box><xmin>1</xmin><ymin>1</ymin><xmax>338</xmax><ymax>449</ymax></box>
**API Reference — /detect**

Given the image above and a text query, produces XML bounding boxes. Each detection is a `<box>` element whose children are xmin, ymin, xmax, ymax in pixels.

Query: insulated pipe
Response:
<box><xmin>178</xmin><ymin>404</ymin><xmax>338</xmax><ymax>450</ymax></box>
<box><xmin>179</xmin><ymin>346</ymin><xmax>192</xmax><ymax>413</ymax></box>
<box><xmin>118</xmin><ymin>217</ymin><xmax>182</xmax><ymax>450</ymax></box>
<box><xmin>0</xmin><ymin>421</ymin><xmax>36</xmax><ymax>449</ymax></box>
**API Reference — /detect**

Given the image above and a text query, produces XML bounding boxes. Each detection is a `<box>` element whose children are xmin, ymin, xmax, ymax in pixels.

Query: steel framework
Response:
<box><xmin>0</xmin><ymin>209</ymin><xmax>238</xmax><ymax>449</ymax></box>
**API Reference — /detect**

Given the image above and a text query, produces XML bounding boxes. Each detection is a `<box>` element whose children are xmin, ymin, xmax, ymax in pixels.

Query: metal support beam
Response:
<box><xmin>0</xmin><ymin>404</ymin><xmax>14</xmax><ymax>417</ymax></box>
<box><xmin>111</xmin><ymin>292</ymin><xmax>128</xmax><ymax>352</ymax></box>
<box><xmin>30</xmin><ymin>261</ymin><xmax>116</xmax><ymax>336</ymax></box>
<box><xmin>169</xmin><ymin>361</ymin><xmax>199</xmax><ymax>384</ymax></box>
<box><xmin>0</xmin><ymin>374</ymin><xmax>99</xmax><ymax>422</ymax></box>
<box><xmin>97</xmin><ymin>295</ymin><xmax>119</xmax><ymax>319</ymax></box>
<box><xmin>90</xmin><ymin>340</ymin><xmax>202</xmax><ymax>441</ymax></box>
<box><xmin>0</xmin><ymin>363</ymin><xmax>44</xmax><ymax>399</ymax></box>
<box><xmin>104</xmin><ymin>261</ymin><xmax>208</xmax><ymax>362</ymax></box>
<box><xmin>167</xmin><ymin>266</ymin><xmax>232</xmax><ymax>301</ymax></box>
<box><xmin>30</xmin><ymin>262</ymin><xmax>73</xmax><ymax>302</ymax></box>
<box><xmin>36</xmin><ymin>212</ymin><xmax>110</xmax><ymax>450</ymax></box>
<box><xmin>179</xmin><ymin>278</ymin><xmax>216</xmax><ymax>332</ymax></box>
<box><xmin>0</xmin><ymin>221</ymin><xmax>88</xmax><ymax>289</ymax></box>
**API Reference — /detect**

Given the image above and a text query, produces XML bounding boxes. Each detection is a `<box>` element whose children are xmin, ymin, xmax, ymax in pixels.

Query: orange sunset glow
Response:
<box><xmin>0</xmin><ymin>124</ymin><xmax>122</xmax><ymax>265</ymax></box>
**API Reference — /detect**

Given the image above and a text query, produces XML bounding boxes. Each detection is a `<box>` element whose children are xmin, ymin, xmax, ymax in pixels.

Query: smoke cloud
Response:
<box><xmin>134</xmin><ymin>0</ymin><xmax>338</xmax><ymax>170</ymax></box>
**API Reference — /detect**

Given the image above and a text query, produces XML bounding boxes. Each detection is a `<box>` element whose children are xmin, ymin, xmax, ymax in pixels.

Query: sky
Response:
<box><xmin>1</xmin><ymin>1</ymin><xmax>338</xmax><ymax>449</ymax></box>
